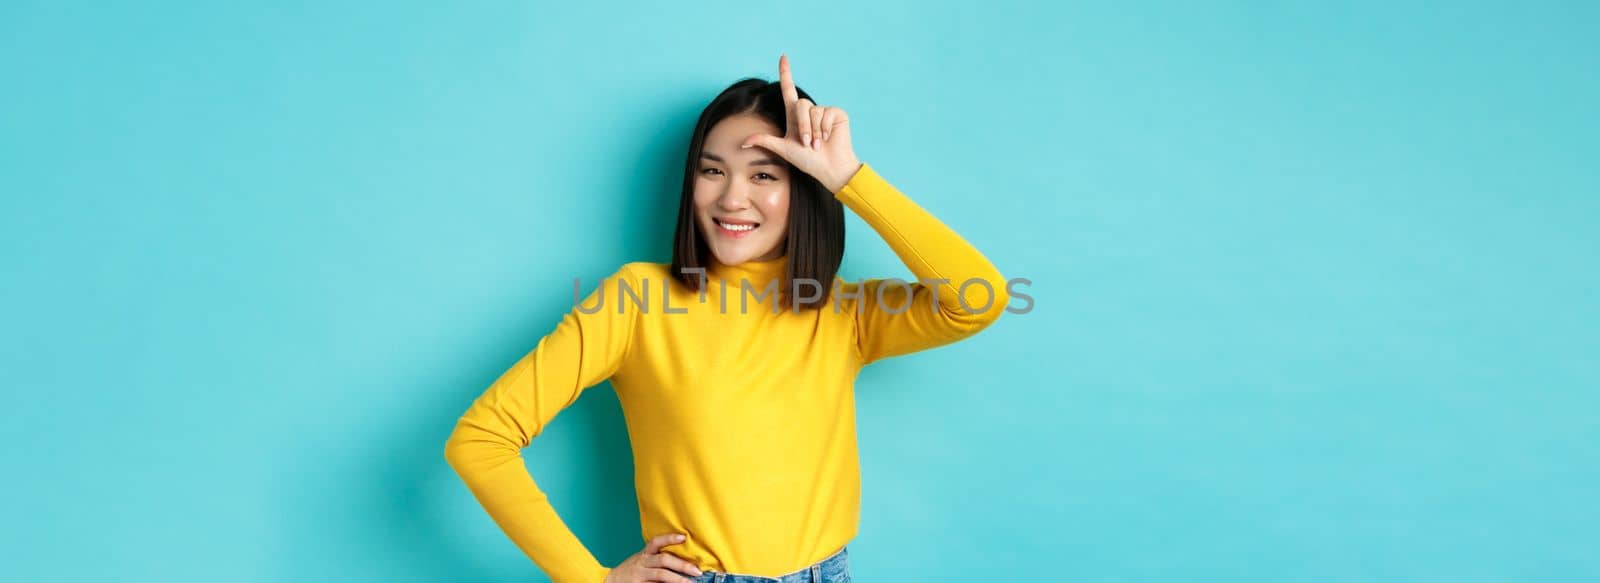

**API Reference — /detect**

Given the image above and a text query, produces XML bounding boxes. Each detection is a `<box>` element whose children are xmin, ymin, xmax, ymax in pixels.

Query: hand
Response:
<box><xmin>740</xmin><ymin>54</ymin><xmax>863</xmax><ymax>194</ymax></box>
<box><xmin>603</xmin><ymin>532</ymin><xmax>703</xmax><ymax>583</ymax></box>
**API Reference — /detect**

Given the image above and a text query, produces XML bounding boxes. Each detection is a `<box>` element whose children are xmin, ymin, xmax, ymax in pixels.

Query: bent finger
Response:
<box><xmin>648</xmin><ymin>567</ymin><xmax>696</xmax><ymax>583</ymax></box>
<box><xmin>794</xmin><ymin>98</ymin><xmax>815</xmax><ymax>145</ymax></box>
<box><xmin>822</xmin><ymin>107</ymin><xmax>845</xmax><ymax>141</ymax></box>
<box><xmin>644</xmin><ymin>533</ymin><xmax>686</xmax><ymax>555</ymax></box>
<box><xmin>645</xmin><ymin>552</ymin><xmax>704</xmax><ymax>578</ymax></box>
<box><xmin>810</xmin><ymin>106</ymin><xmax>827</xmax><ymax>149</ymax></box>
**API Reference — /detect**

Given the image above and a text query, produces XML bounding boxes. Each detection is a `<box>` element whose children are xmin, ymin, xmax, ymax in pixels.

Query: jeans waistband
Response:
<box><xmin>696</xmin><ymin>545</ymin><xmax>849</xmax><ymax>583</ymax></box>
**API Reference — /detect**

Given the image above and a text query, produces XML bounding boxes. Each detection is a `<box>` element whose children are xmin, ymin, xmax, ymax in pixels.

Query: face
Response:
<box><xmin>694</xmin><ymin>113</ymin><xmax>791</xmax><ymax>265</ymax></box>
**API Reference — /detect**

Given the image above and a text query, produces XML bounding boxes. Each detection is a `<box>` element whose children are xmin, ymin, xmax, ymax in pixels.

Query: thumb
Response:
<box><xmin>741</xmin><ymin>133</ymin><xmax>797</xmax><ymax>163</ymax></box>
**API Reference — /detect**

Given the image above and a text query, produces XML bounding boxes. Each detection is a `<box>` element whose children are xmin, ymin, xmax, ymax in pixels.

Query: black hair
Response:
<box><xmin>669</xmin><ymin>78</ymin><xmax>846</xmax><ymax>310</ymax></box>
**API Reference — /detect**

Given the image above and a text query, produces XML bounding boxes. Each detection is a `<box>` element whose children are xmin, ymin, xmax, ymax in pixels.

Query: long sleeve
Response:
<box><xmin>443</xmin><ymin>263</ymin><xmax>640</xmax><ymax>583</ymax></box>
<box><xmin>835</xmin><ymin>162</ymin><xmax>1010</xmax><ymax>364</ymax></box>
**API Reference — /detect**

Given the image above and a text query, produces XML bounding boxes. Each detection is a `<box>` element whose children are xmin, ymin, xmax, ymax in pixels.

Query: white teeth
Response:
<box><xmin>716</xmin><ymin>219</ymin><xmax>756</xmax><ymax>231</ymax></box>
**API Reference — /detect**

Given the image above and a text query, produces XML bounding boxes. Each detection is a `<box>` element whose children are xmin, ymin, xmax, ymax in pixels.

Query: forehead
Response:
<box><xmin>704</xmin><ymin>113</ymin><xmax>780</xmax><ymax>150</ymax></box>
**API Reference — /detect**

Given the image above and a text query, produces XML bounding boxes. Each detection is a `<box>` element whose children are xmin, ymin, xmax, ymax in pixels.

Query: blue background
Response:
<box><xmin>3</xmin><ymin>1</ymin><xmax>1596</xmax><ymax>581</ymax></box>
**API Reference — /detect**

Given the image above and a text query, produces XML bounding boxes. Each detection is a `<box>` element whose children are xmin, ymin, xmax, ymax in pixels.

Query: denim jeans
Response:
<box><xmin>691</xmin><ymin>545</ymin><xmax>850</xmax><ymax>583</ymax></box>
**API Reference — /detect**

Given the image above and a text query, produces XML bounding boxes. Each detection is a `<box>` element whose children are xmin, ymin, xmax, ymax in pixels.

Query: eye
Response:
<box><xmin>754</xmin><ymin>172</ymin><xmax>778</xmax><ymax>182</ymax></box>
<box><xmin>700</xmin><ymin>167</ymin><xmax>723</xmax><ymax>176</ymax></box>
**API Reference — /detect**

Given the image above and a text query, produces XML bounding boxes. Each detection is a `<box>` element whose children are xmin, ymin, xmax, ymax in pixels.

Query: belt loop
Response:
<box><xmin>810</xmin><ymin>564</ymin><xmax>821</xmax><ymax>582</ymax></box>
<box><xmin>713</xmin><ymin>573</ymin><xmax>725</xmax><ymax>583</ymax></box>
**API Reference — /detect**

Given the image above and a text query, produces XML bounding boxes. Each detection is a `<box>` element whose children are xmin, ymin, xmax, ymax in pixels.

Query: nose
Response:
<box><xmin>716</xmin><ymin>179</ymin><xmax>751</xmax><ymax>212</ymax></box>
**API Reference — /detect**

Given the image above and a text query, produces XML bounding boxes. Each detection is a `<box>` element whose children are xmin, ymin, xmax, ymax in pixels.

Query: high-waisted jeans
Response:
<box><xmin>691</xmin><ymin>545</ymin><xmax>851</xmax><ymax>583</ymax></box>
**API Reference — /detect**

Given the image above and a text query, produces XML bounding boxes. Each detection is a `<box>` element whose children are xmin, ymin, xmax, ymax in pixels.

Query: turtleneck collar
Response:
<box><xmin>707</xmin><ymin>254</ymin><xmax>788</xmax><ymax>288</ymax></box>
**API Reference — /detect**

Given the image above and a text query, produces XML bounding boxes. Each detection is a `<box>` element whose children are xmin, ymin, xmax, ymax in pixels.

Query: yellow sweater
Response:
<box><xmin>444</xmin><ymin>162</ymin><xmax>1008</xmax><ymax>582</ymax></box>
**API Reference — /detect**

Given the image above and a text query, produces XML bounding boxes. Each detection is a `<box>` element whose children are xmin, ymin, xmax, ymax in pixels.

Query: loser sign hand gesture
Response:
<box><xmin>741</xmin><ymin>54</ymin><xmax>863</xmax><ymax>193</ymax></box>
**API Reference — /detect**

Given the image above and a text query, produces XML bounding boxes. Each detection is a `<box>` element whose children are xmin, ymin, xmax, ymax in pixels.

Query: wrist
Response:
<box><xmin>826</xmin><ymin>159</ymin><xmax>864</xmax><ymax>194</ymax></box>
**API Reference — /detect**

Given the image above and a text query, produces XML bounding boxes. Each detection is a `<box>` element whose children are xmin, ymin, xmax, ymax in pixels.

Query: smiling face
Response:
<box><xmin>694</xmin><ymin>113</ymin><xmax>792</xmax><ymax>265</ymax></box>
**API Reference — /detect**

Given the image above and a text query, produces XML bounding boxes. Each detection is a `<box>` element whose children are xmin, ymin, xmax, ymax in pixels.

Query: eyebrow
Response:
<box><xmin>700</xmin><ymin>151</ymin><xmax>782</xmax><ymax>166</ymax></box>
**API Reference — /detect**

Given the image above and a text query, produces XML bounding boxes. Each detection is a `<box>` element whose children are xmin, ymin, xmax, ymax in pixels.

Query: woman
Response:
<box><xmin>444</xmin><ymin>54</ymin><xmax>1009</xmax><ymax>583</ymax></box>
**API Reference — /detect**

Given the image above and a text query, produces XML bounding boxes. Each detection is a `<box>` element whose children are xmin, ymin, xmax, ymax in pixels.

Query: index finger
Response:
<box><xmin>778</xmin><ymin>54</ymin><xmax>798</xmax><ymax>106</ymax></box>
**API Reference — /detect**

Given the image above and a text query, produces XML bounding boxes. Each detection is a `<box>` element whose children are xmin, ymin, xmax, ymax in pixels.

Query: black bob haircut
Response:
<box><xmin>669</xmin><ymin>78</ymin><xmax>846</xmax><ymax>310</ymax></box>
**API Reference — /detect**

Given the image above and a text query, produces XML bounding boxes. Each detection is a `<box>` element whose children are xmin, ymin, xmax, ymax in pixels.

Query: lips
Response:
<box><xmin>713</xmin><ymin>217</ymin><xmax>760</xmax><ymax>238</ymax></box>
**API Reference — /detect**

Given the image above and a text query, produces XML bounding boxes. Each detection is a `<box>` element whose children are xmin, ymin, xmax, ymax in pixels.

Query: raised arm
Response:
<box><xmin>834</xmin><ymin>163</ymin><xmax>1009</xmax><ymax>363</ymax></box>
<box><xmin>741</xmin><ymin>54</ymin><xmax>1008</xmax><ymax>364</ymax></box>
<box><xmin>443</xmin><ymin>264</ymin><xmax>639</xmax><ymax>583</ymax></box>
